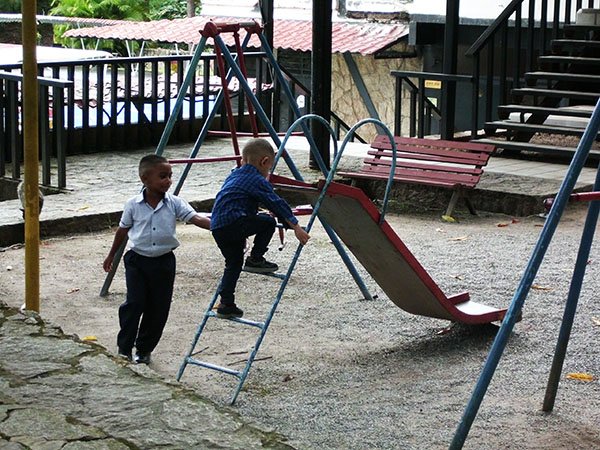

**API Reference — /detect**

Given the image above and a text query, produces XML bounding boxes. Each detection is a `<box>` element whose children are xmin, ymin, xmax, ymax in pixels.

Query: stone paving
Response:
<box><xmin>0</xmin><ymin>301</ymin><xmax>293</xmax><ymax>449</ymax></box>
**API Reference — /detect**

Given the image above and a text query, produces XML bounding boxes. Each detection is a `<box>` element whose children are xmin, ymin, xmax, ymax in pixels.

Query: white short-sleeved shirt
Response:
<box><xmin>119</xmin><ymin>191</ymin><xmax>197</xmax><ymax>257</ymax></box>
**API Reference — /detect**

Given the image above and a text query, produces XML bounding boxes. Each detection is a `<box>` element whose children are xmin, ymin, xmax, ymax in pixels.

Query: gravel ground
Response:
<box><xmin>1</xmin><ymin>205</ymin><xmax>599</xmax><ymax>449</ymax></box>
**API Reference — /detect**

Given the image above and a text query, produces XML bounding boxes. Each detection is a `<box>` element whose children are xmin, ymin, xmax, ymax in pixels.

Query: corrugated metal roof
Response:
<box><xmin>63</xmin><ymin>16</ymin><xmax>409</xmax><ymax>55</ymax></box>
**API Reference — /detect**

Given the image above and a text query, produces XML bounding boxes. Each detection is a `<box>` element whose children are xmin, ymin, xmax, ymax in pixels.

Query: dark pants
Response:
<box><xmin>117</xmin><ymin>250</ymin><xmax>176</xmax><ymax>354</ymax></box>
<box><xmin>212</xmin><ymin>213</ymin><xmax>276</xmax><ymax>305</ymax></box>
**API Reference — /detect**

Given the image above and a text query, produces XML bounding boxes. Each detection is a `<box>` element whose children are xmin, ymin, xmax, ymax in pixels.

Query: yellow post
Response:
<box><xmin>22</xmin><ymin>0</ymin><xmax>40</xmax><ymax>312</ymax></box>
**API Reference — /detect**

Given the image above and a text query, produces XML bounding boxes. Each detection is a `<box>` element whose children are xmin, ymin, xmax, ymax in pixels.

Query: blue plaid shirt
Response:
<box><xmin>210</xmin><ymin>164</ymin><xmax>299</xmax><ymax>231</ymax></box>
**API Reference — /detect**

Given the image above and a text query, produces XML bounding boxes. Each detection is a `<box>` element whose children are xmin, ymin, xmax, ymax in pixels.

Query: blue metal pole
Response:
<box><xmin>542</xmin><ymin>167</ymin><xmax>600</xmax><ymax>412</ymax></box>
<box><xmin>172</xmin><ymin>33</ymin><xmax>253</xmax><ymax>195</ymax></box>
<box><xmin>213</xmin><ymin>34</ymin><xmax>305</xmax><ymax>181</ymax></box>
<box><xmin>273</xmin><ymin>114</ymin><xmax>374</xmax><ymax>301</ymax></box>
<box><xmin>256</xmin><ymin>33</ymin><xmax>325</xmax><ymax>170</ymax></box>
<box><xmin>155</xmin><ymin>36</ymin><xmax>208</xmax><ymax>157</ymax></box>
<box><xmin>450</xmin><ymin>98</ymin><xmax>600</xmax><ymax>450</ymax></box>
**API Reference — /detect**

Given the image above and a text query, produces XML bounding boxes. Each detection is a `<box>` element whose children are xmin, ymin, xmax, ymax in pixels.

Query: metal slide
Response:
<box><xmin>271</xmin><ymin>174</ymin><xmax>509</xmax><ymax>325</ymax></box>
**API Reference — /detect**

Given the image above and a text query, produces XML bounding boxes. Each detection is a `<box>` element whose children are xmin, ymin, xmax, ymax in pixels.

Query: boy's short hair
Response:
<box><xmin>242</xmin><ymin>138</ymin><xmax>275</xmax><ymax>164</ymax></box>
<box><xmin>139</xmin><ymin>154</ymin><xmax>168</xmax><ymax>177</ymax></box>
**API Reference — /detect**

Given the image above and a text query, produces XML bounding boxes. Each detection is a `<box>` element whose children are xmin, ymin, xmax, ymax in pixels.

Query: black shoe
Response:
<box><xmin>134</xmin><ymin>352</ymin><xmax>151</xmax><ymax>365</ymax></box>
<box><xmin>118</xmin><ymin>348</ymin><xmax>132</xmax><ymax>362</ymax></box>
<box><xmin>216</xmin><ymin>303</ymin><xmax>244</xmax><ymax>319</ymax></box>
<box><xmin>244</xmin><ymin>256</ymin><xmax>278</xmax><ymax>273</ymax></box>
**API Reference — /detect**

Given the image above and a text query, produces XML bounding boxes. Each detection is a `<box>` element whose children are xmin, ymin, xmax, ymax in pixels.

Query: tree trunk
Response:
<box><xmin>187</xmin><ymin>0</ymin><xmax>195</xmax><ymax>17</ymax></box>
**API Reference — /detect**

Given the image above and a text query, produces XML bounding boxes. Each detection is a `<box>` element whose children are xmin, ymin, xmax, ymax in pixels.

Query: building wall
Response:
<box><xmin>331</xmin><ymin>47</ymin><xmax>422</xmax><ymax>141</ymax></box>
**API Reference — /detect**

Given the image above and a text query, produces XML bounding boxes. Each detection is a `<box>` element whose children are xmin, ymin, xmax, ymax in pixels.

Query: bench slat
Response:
<box><xmin>363</xmin><ymin>157</ymin><xmax>484</xmax><ymax>176</ymax></box>
<box><xmin>371</xmin><ymin>135</ymin><xmax>496</xmax><ymax>155</ymax></box>
<box><xmin>338</xmin><ymin>170</ymin><xmax>477</xmax><ymax>188</ymax></box>
<box><xmin>367</xmin><ymin>149</ymin><xmax>488</xmax><ymax>166</ymax></box>
<box><xmin>358</xmin><ymin>166</ymin><xmax>480</xmax><ymax>187</ymax></box>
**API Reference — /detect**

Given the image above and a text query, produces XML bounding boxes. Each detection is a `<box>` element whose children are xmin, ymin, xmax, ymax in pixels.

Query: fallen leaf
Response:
<box><xmin>566</xmin><ymin>372</ymin><xmax>595</xmax><ymax>382</ymax></box>
<box><xmin>441</xmin><ymin>215</ymin><xmax>456</xmax><ymax>223</ymax></box>
<box><xmin>534</xmin><ymin>224</ymin><xmax>544</xmax><ymax>228</ymax></box>
<box><xmin>532</xmin><ymin>284</ymin><xmax>553</xmax><ymax>291</ymax></box>
<box><xmin>511</xmin><ymin>218</ymin><xmax>520</xmax><ymax>224</ymax></box>
<box><xmin>449</xmin><ymin>236</ymin><xmax>468</xmax><ymax>241</ymax></box>
<box><xmin>67</xmin><ymin>287</ymin><xmax>80</xmax><ymax>294</ymax></box>
<box><xmin>592</xmin><ymin>317</ymin><xmax>600</xmax><ymax>327</ymax></box>
<box><xmin>497</xmin><ymin>222</ymin><xmax>510</xmax><ymax>227</ymax></box>
<box><xmin>82</xmin><ymin>335</ymin><xmax>97</xmax><ymax>342</ymax></box>
<box><xmin>78</xmin><ymin>205</ymin><xmax>90</xmax><ymax>211</ymax></box>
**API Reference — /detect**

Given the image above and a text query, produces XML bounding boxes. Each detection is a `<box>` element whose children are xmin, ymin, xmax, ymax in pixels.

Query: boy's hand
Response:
<box><xmin>190</xmin><ymin>213</ymin><xmax>211</xmax><ymax>230</ymax></box>
<box><xmin>292</xmin><ymin>224</ymin><xmax>310</xmax><ymax>245</ymax></box>
<box><xmin>103</xmin><ymin>256</ymin><xmax>114</xmax><ymax>273</ymax></box>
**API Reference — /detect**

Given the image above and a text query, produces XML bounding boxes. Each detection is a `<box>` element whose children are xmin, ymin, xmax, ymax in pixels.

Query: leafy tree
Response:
<box><xmin>50</xmin><ymin>0</ymin><xmax>149</xmax><ymax>54</ymax></box>
<box><xmin>148</xmin><ymin>0</ymin><xmax>201</xmax><ymax>20</ymax></box>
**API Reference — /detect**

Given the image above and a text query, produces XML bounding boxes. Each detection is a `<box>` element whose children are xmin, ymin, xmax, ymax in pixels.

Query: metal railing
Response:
<box><xmin>0</xmin><ymin>52</ymin><xmax>275</xmax><ymax>188</ymax></box>
<box><xmin>391</xmin><ymin>71</ymin><xmax>474</xmax><ymax>138</ymax></box>
<box><xmin>467</xmin><ymin>0</ymin><xmax>600</xmax><ymax>126</ymax></box>
<box><xmin>392</xmin><ymin>0</ymin><xmax>600</xmax><ymax>141</ymax></box>
<box><xmin>0</xmin><ymin>70</ymin><xmax>72</xmax><ymax>189</ymax></box>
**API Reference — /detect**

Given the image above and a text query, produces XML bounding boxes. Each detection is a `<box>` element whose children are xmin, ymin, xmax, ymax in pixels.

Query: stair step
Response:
<box><xmin>552</xmin><ymin>39</ymin><xmax>600</xmax><ymax>51</ymax></box>
<box><xmin>525</xmin><ymin>71</ymin><xmax>600</xmax><ymax>84</ymax></box>
<box><xmin>497</xmin><ymin>105</ymin><xmax>594</xmax><ymax>118</ymax></box>
<box><xmin>485</xmin><ymin>120</ymin><xmax>593</xmax><ymax>137</ymax></box>
<box><xmin>539</xmin><ymin>55</ymin><xmax>600</xmax><ymax>66</ymax></box>
<box><xmin>512</xmin><ymin>87</ymin><xmax>600</xmax><ymax>101</ymax></box>
<box><xmin>474</xmin><ymin>138</ymin><xmax>579</xmax><ymax>158</ymax></box>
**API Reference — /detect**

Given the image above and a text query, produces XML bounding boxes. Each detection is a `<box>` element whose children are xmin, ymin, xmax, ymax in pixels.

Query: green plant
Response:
<box><xmin>50</xmin><ymin>0</ymin><xmax>149</xmax><ymax>54</ymax></box>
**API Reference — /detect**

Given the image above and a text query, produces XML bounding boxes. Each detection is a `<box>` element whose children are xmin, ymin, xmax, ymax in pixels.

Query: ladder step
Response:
<box><xmin>207</xmin><ymin>311</ymin><xmax>265</xmax><ymax>328</ymax></box>
<box><xmin>185</xmin><ymin>357</ymin><xmax>242</xmax><ymax>378</ymax></box>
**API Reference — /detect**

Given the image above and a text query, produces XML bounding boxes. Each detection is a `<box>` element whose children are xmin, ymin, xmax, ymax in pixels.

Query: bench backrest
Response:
<box><xmin>362</xmin><ymin>136</ymin><xmax>495</xmax><ymax>189</ymax></box>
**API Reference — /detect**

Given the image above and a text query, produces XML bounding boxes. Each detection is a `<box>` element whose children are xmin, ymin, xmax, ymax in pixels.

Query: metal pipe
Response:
<box><xmin>22</xmin><ymin>0</ymin><xmax>40</xmax><ymax>313</ymax></box>
<box><xmin>450</xmin><ymin>98</ymin><xmax>600</xmax><ymax>449</ymax></box>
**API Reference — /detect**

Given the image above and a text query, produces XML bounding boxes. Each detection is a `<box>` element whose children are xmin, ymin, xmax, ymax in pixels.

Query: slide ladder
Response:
<box><xmin>177</xmin><ymin>116</ymin><xmax>393</xmax><ymax>404</ymax></box>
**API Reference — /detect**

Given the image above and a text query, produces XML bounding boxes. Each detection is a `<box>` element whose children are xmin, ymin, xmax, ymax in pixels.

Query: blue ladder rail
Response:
<box><xmin>177</xmin><ymin>114</ymin><xmax>397</xmax><ymax>404</ymax></box>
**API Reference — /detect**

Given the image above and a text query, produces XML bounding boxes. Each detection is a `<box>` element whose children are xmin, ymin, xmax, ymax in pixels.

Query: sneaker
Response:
<box><xmin>134</xmin><ymin>351</ymin><xmax>151</xmax><ymax>365</ymax></box>
<box><xmin>216</xmin><ymin>303</ymin><xmax>244</xmax><ymax>319</ymax></box>
<box><xmin>118</xmin><ymin>348</ymin><xmax>132</xmax><ymax>362</ymax></box>
<box><xmin>243</xmin><ymin>256</ymin><xmax>278</xmax><ymax>273</ymax></box>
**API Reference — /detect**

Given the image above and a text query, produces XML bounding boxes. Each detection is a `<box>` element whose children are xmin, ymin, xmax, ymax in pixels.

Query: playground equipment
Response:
<box><xmin>450</xmin><ymin>98</ymin><xmax>600</xmax><ymax>449</ymax></box>
<box><xmin>100</xmin><ymin>21</ymin><xmax>371</xmax><ymax>300</ymax></box>
<box><xmin>177</xmin><ymin>116</ymin><xmax>510</xmax><ymax>404</ymax></box>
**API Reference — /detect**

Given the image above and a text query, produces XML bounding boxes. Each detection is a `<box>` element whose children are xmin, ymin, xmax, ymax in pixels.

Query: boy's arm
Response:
<box><xmin>103</xmin><ymin>227</ymin><xmax>129</xmax><ymax>272</ymax></box>
<box><xmin>188</xmin><ymin>213</ymin><xmax>211</xmax><ymax>230</ymax></box>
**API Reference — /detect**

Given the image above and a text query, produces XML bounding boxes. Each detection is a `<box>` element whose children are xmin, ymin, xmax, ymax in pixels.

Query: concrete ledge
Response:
<box><xmin>350</xmin><ymin>172</ymin><xmax>593</xmax><ymax>217</ymax></box>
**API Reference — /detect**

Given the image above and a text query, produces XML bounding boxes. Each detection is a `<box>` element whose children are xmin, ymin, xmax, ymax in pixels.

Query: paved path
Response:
<box><xmin>0</xmin><ymin>301</ymin><xmax>293</xmax><ymax>449</ymax></box>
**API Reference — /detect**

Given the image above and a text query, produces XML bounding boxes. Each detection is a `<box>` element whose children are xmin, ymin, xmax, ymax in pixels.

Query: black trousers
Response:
<box><xmin>117</xmin><ymin>250</ymin><xmax>176</xmax><ymax>354</ymax></box>
<box><xmin>212</xmin><ymin>213</ymin><xmax>276</xmax><ymax>305</ymax></box>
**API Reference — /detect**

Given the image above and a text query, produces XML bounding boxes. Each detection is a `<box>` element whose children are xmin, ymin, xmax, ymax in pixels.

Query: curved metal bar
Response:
<box><xmin>272</xmin><ymin>113</ymin><xmax>339</xmax><ymax>178</ymax></box>
<box><xmin>325</xmin><ymin>118</ymin><xmax>397</xmax><ymax>224</ymax></box>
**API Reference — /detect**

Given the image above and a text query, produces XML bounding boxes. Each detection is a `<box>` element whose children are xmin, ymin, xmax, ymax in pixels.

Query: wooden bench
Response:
<box><xmin>337</xmin><ymin>135</ymin><xmax>496</xmax><ymax>217</ymax></box>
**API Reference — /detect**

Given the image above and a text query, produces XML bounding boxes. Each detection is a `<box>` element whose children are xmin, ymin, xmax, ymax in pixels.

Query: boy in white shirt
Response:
<box><xmin>103</xmin><ymin>154</ymin><xmax>210</xmax><ymax>364</ymax></box>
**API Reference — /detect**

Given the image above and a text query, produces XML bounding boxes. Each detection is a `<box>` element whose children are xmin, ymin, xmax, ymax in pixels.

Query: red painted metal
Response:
<box><xmin>272</xmin><ymin>175</ymin><xmax>509</xmax><ymax>324</ymax></box>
